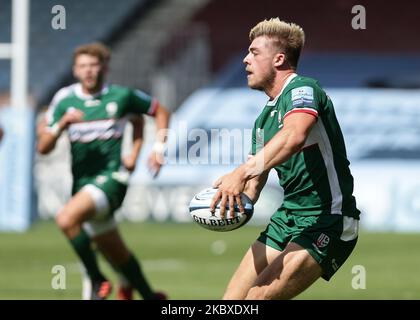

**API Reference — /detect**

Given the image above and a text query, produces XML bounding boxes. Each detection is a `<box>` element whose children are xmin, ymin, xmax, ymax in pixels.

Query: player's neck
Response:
<box><xmin>81</xmin><ymin>83</ymin><xmax>104</xmax><ymax>96</ymax></box>
<box><xmin>266</xmin><ymin>70</ymin><xmax>296</xmax><ymax>100</ymax></box>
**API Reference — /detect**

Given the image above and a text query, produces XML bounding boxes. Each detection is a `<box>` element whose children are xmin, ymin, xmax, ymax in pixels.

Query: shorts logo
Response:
<box><xmin>95</xmin><ymin>175</ymin><xmax>108</xmax><ymax>185</ymax></box>
<box><xmin>316</xmin><ymin>233</ymin><xmax>330</xmax><ymax>248</ymax></box>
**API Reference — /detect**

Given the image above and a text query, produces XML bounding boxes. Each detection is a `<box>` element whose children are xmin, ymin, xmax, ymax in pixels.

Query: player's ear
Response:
<box><xmin>104</xmin><ymin>65</ymin><xmax>109</xmax><ymax>75</ymax></box>
<box><xmin>273</xmin><ymin>52</ymin><xmax>286</xmax><ymax>68</ymax></box>
<box><xmin>101</xmin><ymin>61</ymin><xmax>109</xmax><ymax>74</ymax></box>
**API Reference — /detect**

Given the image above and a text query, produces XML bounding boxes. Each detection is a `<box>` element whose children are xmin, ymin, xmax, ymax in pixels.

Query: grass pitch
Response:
<box><xmin>0</xmin><ymin>220</ymin><xmax>419</xmax><ymax>300</ymax></box>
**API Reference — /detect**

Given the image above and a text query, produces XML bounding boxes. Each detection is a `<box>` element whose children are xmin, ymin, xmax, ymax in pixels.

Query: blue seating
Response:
<box><xmin>0</xmin><ymin>0</ymin><xmax>148</xmax><ymax>105</ymax></box>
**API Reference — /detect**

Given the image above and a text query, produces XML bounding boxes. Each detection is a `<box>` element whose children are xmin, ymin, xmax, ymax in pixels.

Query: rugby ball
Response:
<box><xmin>189</xmin><ymin>188</ymin><xmax>254</xmax><ymax>232</ymax></box>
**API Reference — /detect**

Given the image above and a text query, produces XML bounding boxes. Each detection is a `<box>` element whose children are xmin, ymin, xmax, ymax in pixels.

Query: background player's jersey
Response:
<box><xmin>46</xmin><ymin>83</ymin><xmax>157</xmax><ymax>192</ymax></box>
<box><xmin>251</xmin><ymin>74</ymin><xmax>360</xmax><ymax>218</ymax></box>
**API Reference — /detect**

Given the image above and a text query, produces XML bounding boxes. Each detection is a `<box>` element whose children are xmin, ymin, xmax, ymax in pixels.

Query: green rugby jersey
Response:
<box><xmin>46</xmin><ymin>83</ymin><xmax>157</xmax><ymax>189</ymax></box>
<box><xmin>251</xmin><ymin>74</ymin><xmax>360</xmax><ymax>218</ymax></box>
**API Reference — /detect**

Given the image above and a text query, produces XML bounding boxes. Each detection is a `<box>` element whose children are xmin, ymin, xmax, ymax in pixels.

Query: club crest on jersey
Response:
<box><xmin>316</xmin><ymin>233</ymin><xmax>330</xmax><ymax>248</ymax></box>
<box><xmin>106</xmin><ymin>102</ymin><xmax>118</xmax><ymax>117</ymax></box>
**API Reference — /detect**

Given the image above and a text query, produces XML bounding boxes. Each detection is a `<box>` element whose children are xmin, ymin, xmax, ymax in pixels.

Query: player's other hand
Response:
<box><xmin>59</xmin><ymin>108</ymin><xmax>84</xmax><ymax>130</ymax></box>
<box><xmin>147</xmin><ymin>151</ymin><xmax>164</xmax><ymax>178</ymax></box>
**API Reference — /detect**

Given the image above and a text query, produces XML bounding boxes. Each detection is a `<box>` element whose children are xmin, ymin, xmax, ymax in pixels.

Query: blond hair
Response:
<box><xmin>73</xmin><ymin>42</ymin><xmax>111</xmax><ymax>65</ymax></box>
<box><xmin>250</xmin><ymin>18</ymin><xmax>305</xmax><ymax>69</ymax></box>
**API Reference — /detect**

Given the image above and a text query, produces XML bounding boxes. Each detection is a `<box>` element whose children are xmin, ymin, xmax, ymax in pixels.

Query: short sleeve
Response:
<box><xmin>127</xmin><ymin>89</ymin><xmax>158</xmax><ymax>116</ymax></box>
<box><xmin>283</xmin><ymin>85</ymin><xmax>320</xmax><ymax>120</ymax></box>
<box><xmin>45</xmin><ymin>87</ymin><xmax>71</xmax><ymax>128</ymax></box>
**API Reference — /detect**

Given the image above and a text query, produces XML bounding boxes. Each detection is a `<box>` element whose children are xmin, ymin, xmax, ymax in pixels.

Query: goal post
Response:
<box><xmin>0</xmin><ymin>0</ymin><xmax>34</xmax><ymax>232</ymax></box>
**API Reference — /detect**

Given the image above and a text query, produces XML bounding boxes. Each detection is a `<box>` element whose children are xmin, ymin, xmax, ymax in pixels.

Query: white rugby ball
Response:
<box><xmin>189</xmin><ymin>188</ymin><xmax>254</xmax><ymax>232</ymax></box>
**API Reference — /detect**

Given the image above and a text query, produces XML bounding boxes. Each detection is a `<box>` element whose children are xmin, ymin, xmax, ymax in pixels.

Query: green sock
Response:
<box><xmin>69</xmin><ymin>229</ymin><xmax>105</xmax><ymax>282</ymax></box>
<box><xmin>118</xmin><ymin>254</ymin><xmax>154</xmax><ymax>299</ymax></box>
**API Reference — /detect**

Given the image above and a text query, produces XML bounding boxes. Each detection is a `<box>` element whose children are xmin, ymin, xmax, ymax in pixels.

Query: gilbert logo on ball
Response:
<box><xmin>189</xmin><ymin>188</ymin><xmax>254</xmax><ymax>232</ymax></box>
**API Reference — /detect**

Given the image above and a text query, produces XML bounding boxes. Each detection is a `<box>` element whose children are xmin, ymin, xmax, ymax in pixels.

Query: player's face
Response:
<box><xmin>73</xmin><ymin>54</ymin><xmax>106</xmax><ymax>91</ymax></box>
<box><xmin>243</xmin><ymin>36</ymin><xmax>277</xmax><ymax>91</ymax></box>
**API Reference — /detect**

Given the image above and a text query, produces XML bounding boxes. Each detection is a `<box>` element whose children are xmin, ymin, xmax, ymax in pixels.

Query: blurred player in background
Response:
<box><xmin>211</xmin><ymin>18</ymin><xmax>360</xmax><ymax>299</ymax></box>
<box><xmin>36</xmin><ymin>114</ymin><xmax>146</xmax><ymax>300</ymax></box>
<box><xmin>37</xmin><ymin>42</ymin><xmax>170</xmax><ymax>300</ymax></box>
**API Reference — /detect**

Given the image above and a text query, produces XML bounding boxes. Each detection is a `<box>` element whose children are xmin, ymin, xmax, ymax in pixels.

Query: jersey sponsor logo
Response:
<box><xmin>106</xmin><ymin>102</ymin><xmax>118</xmax><ymax>117</ymax></box>
<box><xmin>84</xmin><ymin>99</ymin><xmax>101</xmax><ymax>107</ymax></box>
<box><xmin>316</xmin><ymin>233</ymin><xmax>330</xmax><ymax>248</ymax></box>
<box><xmin>291</xmin><ymin>86</ymin><xmax>314</xmax><ymax>107</ymax></box>
<box><xmin>68</xmin><ymin>119</ymin><xmax>125</xmax><ymax>143</ymax></box>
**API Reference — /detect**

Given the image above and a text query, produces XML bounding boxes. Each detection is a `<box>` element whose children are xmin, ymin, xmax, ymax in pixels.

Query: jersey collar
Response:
<box><xmin>266</xmin><ymin>73</ymin><xmax>297</xmax><ymax>106</ymax></box>
<box><xmin>74</xmin><ymin>83</ymin><xmax>110</xmax><ymax>100</ymax></box>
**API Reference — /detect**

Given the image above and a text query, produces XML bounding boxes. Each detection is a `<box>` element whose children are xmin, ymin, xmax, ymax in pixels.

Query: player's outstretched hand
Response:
<box><xmin>147</xmin><ymin>150</ymin><xmax>164</xmax><ymax>178</ymax></box>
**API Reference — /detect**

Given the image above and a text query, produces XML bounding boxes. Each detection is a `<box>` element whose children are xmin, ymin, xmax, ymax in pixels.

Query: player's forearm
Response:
<box><xmin>130</xmin><ymin>117</ymin><xmax>144</xmax><ymax>159</ymax></box>
<box><xmin>37</xmin><ymin>132</ymin><xmax>58</xmax><ymax>154</ymax></box>
<box><xmin>129</xmin><ymin>137</ymin><xmax>143</xmax><ymax>162</ymax></box>
<box><xmin>37</xmin><ymin>118</ymin><xmax>66</xmax><ymax>154</ymax></box>
<box><xmin>153</xmin><ymin>104</ymin><xmax>170</xmax><ymax>143</ymax></box>
<box><xmin>242</xmin><ymin>128</ymin><xmax>305</xmax><ymax>180</ymax></box>
<box><xmin>243</xmin><ymin>171</ymin><xmax>269</xmax><ymax>203</ymax></box>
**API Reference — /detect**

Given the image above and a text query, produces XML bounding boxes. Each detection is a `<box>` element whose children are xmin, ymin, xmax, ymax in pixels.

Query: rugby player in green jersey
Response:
<box><xmin>37</xmin><ymin>43</ymin><xmax>170</xmax><ymax>300</ymax></box>
<box><xmin>211</xmin><ymin>18</ymin><xmax>360</xmax><ymax>300</ymax></box>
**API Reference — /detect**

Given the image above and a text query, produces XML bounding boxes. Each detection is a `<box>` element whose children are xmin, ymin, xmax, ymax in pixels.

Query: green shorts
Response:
<box><xmin>73</xmin><ymin>171</ymin><xmax>128</xmax><ymax>214</ymax></box>
<box><xmin>257</xmin><ymin>208</ymin><xmax>359</xmax><ymax>281</ymax></box>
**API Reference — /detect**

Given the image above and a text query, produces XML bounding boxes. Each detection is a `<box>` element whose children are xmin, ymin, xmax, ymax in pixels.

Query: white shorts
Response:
<box><xmin>80</xmin><ymin>184</ymin><xmax>117</xmax><ymax>237</ymax></box>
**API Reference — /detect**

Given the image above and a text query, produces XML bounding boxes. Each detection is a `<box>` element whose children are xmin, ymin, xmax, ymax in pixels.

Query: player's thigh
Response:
<box><xmin>223</xmin><ymin>240</ymin><xmax>283</xmax><ymax>300</ymax></box>
<box><xmin>248</xmin><ymin>242</ymin><xmax>322</xmax><ymax>300</ymax></box>
<box><xmin>56</xmin><ymin>190</ymin><xmax>97</xmax><ymax>227</ymax></box>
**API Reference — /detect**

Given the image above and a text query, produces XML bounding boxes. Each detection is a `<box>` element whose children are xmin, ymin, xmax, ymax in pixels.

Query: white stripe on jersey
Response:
<box><xmin>68</xmin><ymin>117</ymin><xmax>128</xmax><ymax>143</ymax></box>
<box><xmin>304</xmin><ymin>119</ymin><xmax>343</xmax><ymax>215</ymax></box>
